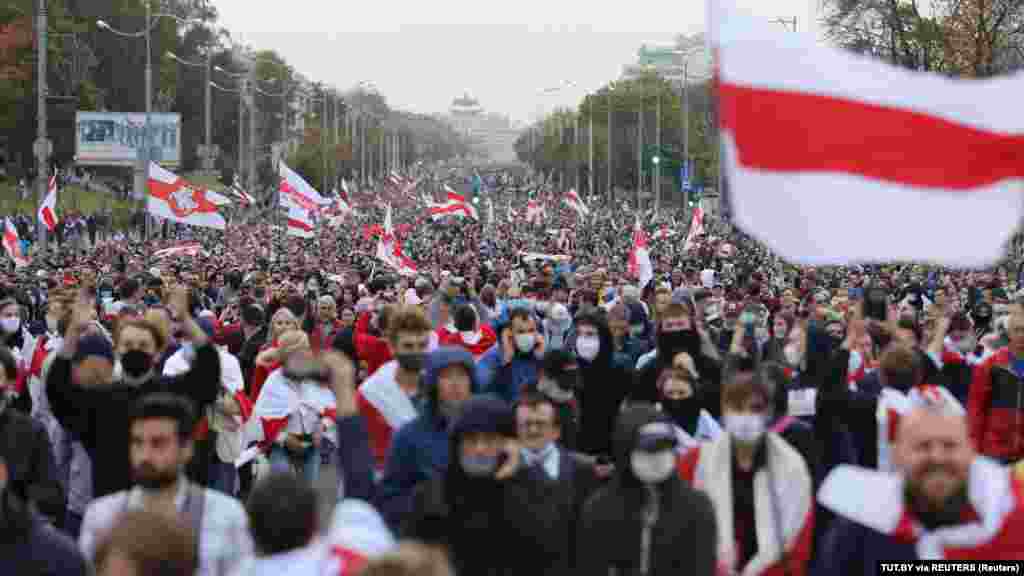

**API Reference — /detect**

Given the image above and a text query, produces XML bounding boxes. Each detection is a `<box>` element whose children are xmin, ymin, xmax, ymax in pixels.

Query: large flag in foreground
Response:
<box><xmin>711</xmin><ymin>0</ymin><xmax>1024</xmax><ymax>267</ymax></box>
<box><xmin>147</xmin><ymin>163</ymin><xmax>226</xmax><ymax>230</ymax></box>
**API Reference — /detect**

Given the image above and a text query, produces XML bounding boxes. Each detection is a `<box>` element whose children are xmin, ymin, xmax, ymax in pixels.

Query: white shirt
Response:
<box><xmin>79</xmin><ymin>478</ymin><xmax>253</xmax><ymax>576</ymax></box>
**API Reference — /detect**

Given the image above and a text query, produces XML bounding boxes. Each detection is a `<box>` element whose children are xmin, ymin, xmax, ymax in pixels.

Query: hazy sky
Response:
<box><xmin>211</xmin><ymin>0</ymin><xmax>819</xmax><ymax>125</ymax></box>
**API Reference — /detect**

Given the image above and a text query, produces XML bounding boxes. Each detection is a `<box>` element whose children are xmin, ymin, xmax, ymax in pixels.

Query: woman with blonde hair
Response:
<box><xmin>249</xmin><ymin>308</ymin><xmax>301</xmax><ymax>400</ymax></box>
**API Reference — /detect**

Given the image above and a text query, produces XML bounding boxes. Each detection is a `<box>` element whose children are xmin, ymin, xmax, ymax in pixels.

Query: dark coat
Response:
<box><xmin>577</xmin><ymin>405</ymin><xmax>718</xmax><ymax>576</ymax></box>
<box><xmin>0</xmin><ymin>491</ymin><xmax>87</xmax><ymax>576</ymax></box>
<box><xmin>46</xmin><ymin>344</ymin><xmax>220</xmax><ymax>497</ymax></box>
<box><xmin>0</xmin><ymin>409</ymin><xmax>64</xmax><ymax>522</ymax></box>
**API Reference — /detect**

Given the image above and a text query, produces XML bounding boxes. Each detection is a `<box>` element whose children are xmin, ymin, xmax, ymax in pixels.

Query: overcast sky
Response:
<box><xmin>211</xmin><ymin>0</ymin><xmax>820</xmax><ymax>125</ymax></box>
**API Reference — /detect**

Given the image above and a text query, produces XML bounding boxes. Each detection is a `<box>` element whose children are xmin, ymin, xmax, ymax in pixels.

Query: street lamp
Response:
<box><xmin>166</xmin><ymin>50</ymin><xmax>216</xmax><ymax>172</ymax></box>
<box><xmin>96</xmin><ymin>7</ymin><xmax>205</xmax><ymax>251</ymax></box>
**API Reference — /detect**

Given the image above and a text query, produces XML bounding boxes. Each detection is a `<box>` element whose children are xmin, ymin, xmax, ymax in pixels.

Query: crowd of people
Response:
<box><xmin>1</xmin><ymin>177</ymin><xmax>1024</xmax><ymax>575</ymax></box>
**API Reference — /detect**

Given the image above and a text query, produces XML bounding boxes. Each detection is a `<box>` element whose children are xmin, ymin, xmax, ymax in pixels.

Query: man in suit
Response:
<box><xmin>514</xmin><ymin>390</ymin><xmax>600</xmax><ymax>571</ymax></box>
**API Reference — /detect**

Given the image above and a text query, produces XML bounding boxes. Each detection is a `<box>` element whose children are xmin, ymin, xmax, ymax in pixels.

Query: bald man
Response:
<box><xmin>816</xmin><ymin>406</ymin><xmax>1024</xmax><ymax>574</ymax></box>
<box><xmin>968</xmin><ymin>312</ymin><xmax>1024</xmax><ymax>463</ymax></box>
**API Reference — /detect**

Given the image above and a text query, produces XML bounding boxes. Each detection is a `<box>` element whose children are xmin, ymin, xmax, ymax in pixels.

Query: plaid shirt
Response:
<box><xmin>79</xmin><ymin>478</ymin><xmax>253</xmax><ymax>576</ymax></box>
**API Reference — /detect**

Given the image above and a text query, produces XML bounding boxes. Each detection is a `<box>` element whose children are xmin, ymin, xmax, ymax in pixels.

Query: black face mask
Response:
<box><xmin>557</xmin><ymin>370</ymin><xmax>580</xmax><ymax>391</ymax></box>
<box><xmin>121</xmin><ymin>349</ymin><xmax>154</xmax><ymax>380</ymax></box>
<box><xmin>661</xmin><ymin>396</ymin><xmax>701</xmax><ymax>434</ymax></box>
<box><xmin>396</xmin><ymin>352</ymin><xmax>427</xmax><ymax>372</ymax></box>
<box><xmin>657</xmin><ymin>329</ymin><xmax>700</xmax><ymax>359</ymax></box>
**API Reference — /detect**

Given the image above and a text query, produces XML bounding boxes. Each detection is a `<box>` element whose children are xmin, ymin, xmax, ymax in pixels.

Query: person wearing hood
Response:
<box><xmin>578</xmin><ymin>404</ymin><xmax>718</xmax><ymax>576</ymax></box>
<box><xmin>678</xmin><ymin>369</ymin><xmax>815</xmax><ymax>576</ymax></box>
<box><xmin>340</xmin><ymin>347</ymin><xmax>477</xmax><ymax>529</ymax></box>
<box><xmin>575</xmin><ymin>310</ymin><xmax>630</xmax><ymax>457</ymax></box>
<box><xmin>541</xmin><ymin>302</ymin><xmax>573</xmax><ymax>353</ymax></box>
<box><xmin>607</xmin><ymin>303</ymin><xmax>651</xmax><ymax>372</ymax></box>
<box><xmin>654</xmin><ymin>349</ymin><xmax>721</xmax><ymax>453</ymax></box>
<box><xmin>477</xmin><ymin>307</ymin><xmax>545</xmax><ymax>404</ymax></box>
<box><xmin>537</xmin><ymin>348</ymin><xmax>581</xmax><ymax>450</ymax></box>
<box><xmin>46</xmin><ymin>290</ymin><xmax>221</xmax><ymax>498</ymax></box>
<box><xmin>632</xmin><ymin>302</ymin><xmax>722</xmax><ymax>418</ymax></box>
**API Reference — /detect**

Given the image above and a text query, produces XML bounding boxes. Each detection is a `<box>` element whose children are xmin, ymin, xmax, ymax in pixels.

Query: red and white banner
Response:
<box><xmin>654</xmin><ymin>226</ymin><xmax>678</xmax><ymax>241</ymax></box>
<box><xmin>428</xmin><ymin>190</ymin><xmax>478</xmax><ymax>221</ymax></box>
<box><xmin>147</xmin><ymin>163</ymin><xmax>226</xmax><ymax>230</ymax></box>
<box><xmin>153</xmin><ymin>242</ymin><xmax>203</xmax><ymax>260</ymax></box>
<box><xmin>375</xmin><ymin>205</ymin><xmax>418</xmax><ymax>277</ymax></box>
<box><xmin>711</xmin><ymin>0</ymin><xmax>1024</xmax><ymax>267</ymax></box>
<box><xmin>287</xmin><ymin>205</ymin><xmax>316</xmax><ymax>239</ymax></box>
<box><xmin>563</xmin><ymin>189</ymin><xmax>589</xmax><ymax>220</ymax></box>
<box><xmin>684</xmin><ymin>207</ymin><xmax>705</xmax><ymax>252</ymax></box>
<box><xmin>231</xmin><ymin>175</ymin><xmax>254</xmax><ymax>205</ymax></box>
<box><xmin>628</xmin><ymin>216</ymin><xmax>653</xmax><ymax>289</ymax></box>
<box><xmin>38</xmin><ymin>175</ymin><xmax>57</xmax><ymax>232</ymax></box>
<box><xmin>279</xmin><ymin>162</ymin><xmax>332</xmax><ymax>208</ymax></box>
<box><xmin>2</xmin><ymin>218</ymin><xmax>28</xmax><ymax>268</ymax></box>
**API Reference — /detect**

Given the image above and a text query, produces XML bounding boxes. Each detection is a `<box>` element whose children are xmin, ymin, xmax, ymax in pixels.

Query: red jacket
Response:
<box><xmin>309</xmin><ymin>321</ymin><xmax>343</xmax><ymax>354</ymax></box>
<box><xmin>968</xmin><ymin>347</ymin><xmax>1024</xmax><ymax>461</ymax></box>
<box><xmin>437</xmin><ymin>325</ymin><xmax>497</xmax><ymax>359</ymax></box>
<box><xmin>355</xmin><ymin>313</ymin><xmax>391</xmax><ymax>377</ymax></box>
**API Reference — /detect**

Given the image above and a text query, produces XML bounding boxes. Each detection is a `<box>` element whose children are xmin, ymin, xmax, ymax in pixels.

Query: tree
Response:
<box><xmin>821</xmin><ymin>0</ymin><xmax>949</xmax><ymax>71</ymax></box>
<box><xmin>939</xmin><ymin>0</ymin><xmax>1024</xmax><ymax>76</ymax></box>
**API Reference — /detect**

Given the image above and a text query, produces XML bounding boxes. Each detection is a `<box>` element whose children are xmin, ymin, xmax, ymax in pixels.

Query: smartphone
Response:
<box><xmin>283</xmin><ymin>352</ymin><xmax>330</xmax><ymax>382</ymax></box>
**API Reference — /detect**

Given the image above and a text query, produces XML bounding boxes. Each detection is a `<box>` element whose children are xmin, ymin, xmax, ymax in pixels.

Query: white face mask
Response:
<box><xmin>783</xmin><ymin>343</ymin><xmax>802</xmax><ymax>368</ymax></box>
<box><xmin>0</xmin><ymin>317</ymin><xmax>20</xmax><ymax>334</ymax></box>
<box><xmin>724</xmin><ymin>413</ymin><xmax>767</xmax><ymax>445</ymax></box>
<box><xmin>630</xmin><ymin>450</ymin><xmax>676</xmax><ymax>484</ymax></box>
<box><xmin>575</xmin><ymin>336</ymin><xmax>600</xmax><ymax>361</ymax></box>
<box><xmin>955</xmin><ymin>336</ymin><xmax>977</xmax><ymax>354</ymax></box>
<box><xmin>515</xmin><ymin>333</ymin><xmax>536</xmax><ymax>354</ymax></box>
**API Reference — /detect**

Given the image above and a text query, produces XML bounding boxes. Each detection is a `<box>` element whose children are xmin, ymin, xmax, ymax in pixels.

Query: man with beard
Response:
<box><xmin>78</xmin><ymin>393</ymin><xmax>252</xmax><ymax>576</ymax></box>
<box><xmin>817</xmin><ymin>405</ymin><xmax>1024</xmax><ymax>573</ymax></box>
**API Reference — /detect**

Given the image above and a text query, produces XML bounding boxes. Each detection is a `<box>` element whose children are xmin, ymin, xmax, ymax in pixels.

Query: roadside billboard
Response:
<box><xmin>75</xmin><ymin>111</ymin><xmax>181</xmax><ymax>167</ymax></box>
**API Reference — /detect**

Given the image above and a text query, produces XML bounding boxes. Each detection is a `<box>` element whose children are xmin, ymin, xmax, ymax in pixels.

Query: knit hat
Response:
<box><xmin>74</xmin><ymin>334</ymin><xmax>114</xmax><ymax>364</ymax></box>
<box><xmin>450</xmin><ymin>394</ymin><xmax>514</xmax><ymax>438</ymax></box>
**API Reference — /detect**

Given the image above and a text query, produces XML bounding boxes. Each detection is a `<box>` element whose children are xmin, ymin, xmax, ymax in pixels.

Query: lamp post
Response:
<box><xmin>166</xmin><ymin>51</ymin><xmax>215</xmax><ymax>172</ymax></box>
<box><xmin>97</xmin><ymin>7</ymin><xmax>203</xmax><ymax>250</ymax></box>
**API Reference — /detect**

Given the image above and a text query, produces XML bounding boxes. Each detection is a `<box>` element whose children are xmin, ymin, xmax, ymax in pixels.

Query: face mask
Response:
<box><xmin>46</xmin><ymin>316</ymin><xmax>59</xmax><ymax>333</ymax></box>
<box><xmin>724</xmin><ymin>413</ymin><xmax>767</xmax><ymax>445</ymax></box>
<box><xmin>396</xmin><ymin>352</ymin><xmax>426</xmax><ymax>372</ymax></box>
<box><xmin>783</xmin><ymin>344</ymin><xmax>802</xmax><ymax>368</ymax></box>
<box><xmin>630</xmin><ymin>450</ymin><xmax>676</xmax><ymax>484</ymax></box>
<box><xmin>575</xmin><ymin>336</ymin><xmax>600</xmax><ymax>361</ymax></box>
<box><xmin>460</xmin><ymin>453</ymin><xmax>499</xmax><ymax>478</ymax></box>
<box><xmin>120</xmin><ymin>349</ymin><xmax>154</xmax><ymax>383</ymax></box>
<box><xmin>0</xmin><ymin>317</ymin><xmax>20</xmax><ymax>334</ymax></box>
<box><xmin>515</xmin><ymin>333</ymin><xmax>536</xmax><ymax>354</ymax></box>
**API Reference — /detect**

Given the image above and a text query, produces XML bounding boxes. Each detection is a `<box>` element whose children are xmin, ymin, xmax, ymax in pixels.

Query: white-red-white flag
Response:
<box><xmin>2</xmin><ymin>218</ymin><xmax>28</xmax><ymax>268</ymax></box>
<box><xmin>279</xmin><ymin>162</ymin><xmax>332</xmax><ymax>207</ymax></box>
<box><xmin>153</xmin><ymin>242</ymin><xmax>203</xmax><ymax>260</ymax></box>
<box><xmin>38</xmin><ymin>175</ymin><xmax>57</xmax><ymax>232</ymax></box>
<box><xmin>563</xmin><ymin>189</ymin><xmax>589</xmax><ymax>220</ymax></box>
<box><xmin>375</xmin><ymin>205</ymin><xmax>417</xmax><ymax>276</ymax></box>
<box><xmin>428</xmin><ymin>189</ymin><xmax>478</xmax><ymax>221</ymax></box>
<box><xmin>712</xmin><ymin>0</ymin><xmax>1024</xmax><ymax>267</ymax></box>
<box><xmin>287</xmin><ymin>205</ymin><xmax>316</xmax><ymax>239</ymax></box>
<box><xmin>684</xmin><ymin>207</ymin><xmax>705</xmax><ymax>252</ymax></box>
<box><xmin>654</xmin><ymin>226</ymin><xmax>677</xmax><ymax>241</ymax></box>
<box><xmin>231</xmin><ymin>174</ymin><xmax>254</xmax><ymax>205</ymax></box>
<box><xmin>628</xmin><ymin>216</ymin><xmax>653</xmax><ymax>289</ymax></box>
<box><xmin>147</xmin><ymin>163</ymin><xmax>226</xmax><ymax>230</ymax></box>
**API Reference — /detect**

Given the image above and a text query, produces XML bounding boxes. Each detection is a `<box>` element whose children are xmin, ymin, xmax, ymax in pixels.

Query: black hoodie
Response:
<box><xmin>578</xmin><ymin>405</ymin><xmax>718</xmax><ymax>576</ymax></box>
<box><xmin>404</xmin><ymin>395</ymin><xmax>570</xmax><ymax>576</ymax></box>
<box><xmin>576</xmin><ymin>311</ymin><xmax>631</xmax><ymax>456</ymax></box>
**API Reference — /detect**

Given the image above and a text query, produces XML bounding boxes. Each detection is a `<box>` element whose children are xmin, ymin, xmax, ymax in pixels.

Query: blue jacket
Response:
<box><xmin>476</xmin><ymin>339</ymin><xmax>539</xmax><ymax>404</ymax></box>
<box><xmin>338</xmin><ymin>347</ymin><xmax>478</xmax><ymax>530</ymax></box>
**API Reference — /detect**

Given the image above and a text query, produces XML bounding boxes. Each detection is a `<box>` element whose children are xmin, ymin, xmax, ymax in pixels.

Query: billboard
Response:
<box><xmin>75</xmin><ymin>111</ymin><xmax>181</xmax><ymax>167</ymax></box>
